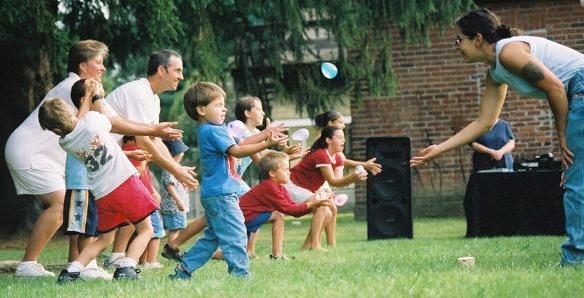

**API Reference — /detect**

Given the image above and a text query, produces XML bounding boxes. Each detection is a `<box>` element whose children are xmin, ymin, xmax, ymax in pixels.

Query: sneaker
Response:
<box><xmin>143</xmin><ymin>262</ymin><xmax>164</xmax><ymax>269</ymax></box>
<box><xmin>269</xmin><ymin>254</ymin><xmax>294</xmax><ymax>260</ymax></box>
<box><xmin>113</xmin><ymin>267</ymin><xmax>141</xmax><ymax>280</ymax></box>
<box><xmin>161</xmin><ymin>244</ymin><xmax>183</xmax><ymax>262</ymax></box>
<box><xmin>558</xmin><ymin>258</ymin><xmax>584</xmax><ymax>268</ymax></box>
<box><xmin>15</xmin><ymin>261</ymin><xmax>56</xmax><ymax>277</ymax></box>
<box><xmin>57</xmin><ymin>269</ymin><xmax>80</xmax><ymax>284</ymax></box>
<box><xmin>80</xmin><ymin>266</ymin><xmax>113</xmax><ymax>280</ymax></box>
<box><xmin>168</xmin><ymin>265</ymin><xmax>191</xmax><ymax>280</ymax></box>
<box><xmin>103</xmin><ymin>256</ymin><xmax>124</xmax><ymax>270</ymax></box>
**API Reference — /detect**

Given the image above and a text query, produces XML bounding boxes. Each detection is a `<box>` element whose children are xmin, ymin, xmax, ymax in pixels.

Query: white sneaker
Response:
<box><xmin>143</xmin><ymin>262</ymin><xmax>164</xmax><ymax>269</ymax></box>
<box><xmin>80</xmin><ymin>266</ymin><xmax>113</xmax><ymax>280</ymax></box>
<box><xmin>15</xmin><ymin>261</ymin><xmax>55</xmax><ymax>277</ymax></box>
<box><xmin>103</xmin><ymin>256</ymin><xmax>124</xmax><ymax>270</ymax></box>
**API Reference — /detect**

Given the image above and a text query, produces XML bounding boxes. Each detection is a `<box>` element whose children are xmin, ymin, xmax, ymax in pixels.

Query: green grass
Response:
<box><xmin>1</xmin><ymin>215</ymin><xmax>583</xmax><ymax>297</ymax></box>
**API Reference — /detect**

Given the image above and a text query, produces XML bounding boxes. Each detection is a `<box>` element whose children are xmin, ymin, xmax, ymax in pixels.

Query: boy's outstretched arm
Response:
<box><xmin>228</xmin><ymin>134</ymin><xmax>288</xmax><ymax>158</ymax></box>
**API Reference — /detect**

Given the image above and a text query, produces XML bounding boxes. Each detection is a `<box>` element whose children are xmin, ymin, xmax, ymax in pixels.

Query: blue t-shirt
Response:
<box><xmin>198</xmin><ymin>123</ymin><xmax>242</xmax><ymax>197</ymax></box>
<box><xmin>65</xmin><ymin>153</ymin><xmax>89</xmax><ymax>189</ymax></box>
<box><xmin>472</xmin><ymin>120</ymin><xmax>514</xmax><ymax>171</ymax></box>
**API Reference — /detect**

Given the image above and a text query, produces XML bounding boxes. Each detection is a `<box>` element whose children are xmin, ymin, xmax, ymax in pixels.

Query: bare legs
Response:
<box><xmin>246</xmin><ymin>212</ymin><xmax>284</xmax><ymax>257</ymax></box>
<box><xmin>22</xmin><ymin>190</ymin><xmax>65</xmax><ymax>261</ymax></box>
<box><xmin>166</xmin><ymin>215</ymin><xmax>206</xmax><ymax>251</ymax></box>
<box><xmin>68</xmin><ymin>235</ymin><xmax>96</xmax><ymax>262</ymax></box>
<box><xmin>302</xmin><ymin>204</ymin><xmax>336</xmax><ymax>250</ymax></box>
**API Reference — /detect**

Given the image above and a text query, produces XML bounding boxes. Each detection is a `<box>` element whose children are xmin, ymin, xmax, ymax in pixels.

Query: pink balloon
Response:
<box><xmin>334</xmin><ymin>194</ymin><xmax>349</xmax><ymax>206</ymax></box>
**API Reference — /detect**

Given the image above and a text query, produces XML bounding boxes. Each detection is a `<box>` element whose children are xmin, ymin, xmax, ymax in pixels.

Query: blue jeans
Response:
<box><xmin>561</xmin><ymin>68</ymin><xmax>584</xmax><ymax>265</ymax></box>
<box><xmin>180</xmin><ymin>193</ymin><xmax>250</xmax><ymax>277</ymax></box>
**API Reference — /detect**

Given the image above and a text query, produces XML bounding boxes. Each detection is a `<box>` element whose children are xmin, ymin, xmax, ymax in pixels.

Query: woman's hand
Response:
<box><xmin>410</xmin><ymin>144</ymin><xmax>440</xmax><ymax>168</ymax></box>
<box><xmin>559</xmin><ymin>136</ymin><xmax>574</xmax><ymax>169</ymax></box>
<box><xmin>363</xmin><ymin>158</ymin><xmax>382</xmax><ymax>175</ymax></box>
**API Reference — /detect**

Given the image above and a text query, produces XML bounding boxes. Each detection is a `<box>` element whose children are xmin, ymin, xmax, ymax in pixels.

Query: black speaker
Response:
<box><xmin>366</xmin><ymin>137</ymin><xmax>413</xmax><ymax>240</ymax></box>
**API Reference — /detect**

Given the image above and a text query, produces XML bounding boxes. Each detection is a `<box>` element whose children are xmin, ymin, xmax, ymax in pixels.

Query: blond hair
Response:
<box><xmin>38</xmin><ymin>98</ymin><xmax>74</xmax><ymax>136</ymax></box>
<box><xmin>183</xmin><ymin>82</ymin><xmax>226</xmax><ymax>121</ymax></box>
<box><xmin>258</xmin><ymin>150</ymin><xmax>289</xmax><ymax>180</ymax></box>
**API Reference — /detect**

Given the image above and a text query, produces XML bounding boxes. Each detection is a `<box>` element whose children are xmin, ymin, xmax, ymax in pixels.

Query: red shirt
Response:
<box><xmin>290</xmin><ymin>148</ymin><xmax>344</xmax><ymax>192</ymax></box>
<box><xmin>122</xmin><ymin>144</ymin><xmax>153</xmax><ymax>193</ymax></box>
<box><xmin>239</xmin><ymin>179</ymin><xmax>311</xmax><ymax>222</ymax></box>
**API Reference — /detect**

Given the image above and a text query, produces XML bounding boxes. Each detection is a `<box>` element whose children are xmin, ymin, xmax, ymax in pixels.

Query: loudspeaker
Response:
<box><xmin>366</xmin><ymin>137</ymin><xmax>413</xmax><ymax>240</ymax></box>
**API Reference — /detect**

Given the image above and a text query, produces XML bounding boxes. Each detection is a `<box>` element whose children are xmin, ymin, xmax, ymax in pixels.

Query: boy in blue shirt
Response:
<box><xmin>169</xmin><ymin>82</ymin><xmax>287</xmax><ymax>279</ymax></box>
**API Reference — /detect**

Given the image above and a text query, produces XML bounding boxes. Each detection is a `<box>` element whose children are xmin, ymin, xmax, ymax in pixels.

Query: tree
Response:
<box><xmin>0</xmin><ymin>0</ymin><xmax>474</xmax><ymax>237</ymax></box>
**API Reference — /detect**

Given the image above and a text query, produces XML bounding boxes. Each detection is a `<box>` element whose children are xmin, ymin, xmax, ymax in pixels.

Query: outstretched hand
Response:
<box><xmin>410</xmin><ymin>144</ymin><xmax>439</xmax><ymax>168</ymax></box>
<box><xmin>286</xmin><ymin>144</ymin><xmax>309</xmax><ymax>160</ymax></box>
<box><xmin>152</xmin><ymin>122</ymin><xmax>183</xmax><ymax>140</ymax></box>
<box><xmin>364</xmin><ymin>158</ymin><xmax>382</xmax><ymax>175</ymax></box>
<box><xmin>264</xmin><ymin>118</ymin><xmax>288</xmax><ymax>138</ymax></box>
<box><xmin>126</xmin><ymin>149</ymin><xmax>152</xmax><ymax>161</ymax></box>
<box><xmin>267</xmin><ymin>134</ymin><xmax>289</xmax><ymax>147</ymax></box>
<box><xmin>175</xmin><ymin>166</ymin><xmax>199</xmax><ymax>190</ymax></box>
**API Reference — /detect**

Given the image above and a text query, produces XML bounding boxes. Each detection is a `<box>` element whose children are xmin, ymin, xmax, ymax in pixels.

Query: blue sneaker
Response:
<box><xmin>168</xmin><ymin>265</ymin><xmax>191</xmax><ymax>280</ymax></box>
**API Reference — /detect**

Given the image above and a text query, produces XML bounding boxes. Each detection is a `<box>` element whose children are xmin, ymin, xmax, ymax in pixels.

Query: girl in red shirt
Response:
<box><xmin>286</xmin><ymin>126</ymin><xmax>368</xmax><ymax>250</ymax></box>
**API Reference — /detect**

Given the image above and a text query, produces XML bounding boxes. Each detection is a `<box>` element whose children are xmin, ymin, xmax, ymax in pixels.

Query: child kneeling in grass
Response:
<box><xmin>39</xmin><ymin>79</ymin><xmax>158</xmax><ymax>283</ymax></box>
<box><xmin>239</xmin><ymin>151</ymin><xmax>331</xmax><ymax>259</ymax></box>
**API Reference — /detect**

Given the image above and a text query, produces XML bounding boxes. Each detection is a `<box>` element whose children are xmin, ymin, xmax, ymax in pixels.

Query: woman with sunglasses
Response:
<box><xmin>410</xmin><ymin>8</ymin><xmax>584</xmax><ymax>267</ymax></box>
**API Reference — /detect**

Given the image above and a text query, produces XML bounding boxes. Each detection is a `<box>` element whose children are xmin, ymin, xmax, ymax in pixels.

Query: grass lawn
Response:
<box><xmin>0</xmin><ymin>214</ymin><xmax>583</xmax><ymax>297</ymax></box>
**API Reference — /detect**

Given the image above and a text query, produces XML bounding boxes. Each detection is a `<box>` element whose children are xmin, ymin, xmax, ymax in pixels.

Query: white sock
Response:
<box><xmin>110</xmin><ymin>252</ymin><xmax>125</xmax><ymax>260</ymax></box>
<box><xmin>118</xmin><ymin>258</ymin><xmax>137</xmax><ymax>268</ymax></box>
<box><xmin>67</xmin><ymin>261</ymin><xmax>85</xmax><ymax>273</ymax></box>
<box><xmin>20</xmin><ymin>261</ymin><xmax>37</xmax><ymax>265</ymax></box>
<box><xmin>85</xmin><ymin>259</ymin><xmax>98</xmax><ymax>269</ymax></box>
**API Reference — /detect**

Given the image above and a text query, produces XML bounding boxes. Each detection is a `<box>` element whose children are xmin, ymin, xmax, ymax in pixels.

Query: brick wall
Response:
<box><xmin>351</xmin><ymin>0</ymin><xmax>584</xmax><ymax>219</ymax></box>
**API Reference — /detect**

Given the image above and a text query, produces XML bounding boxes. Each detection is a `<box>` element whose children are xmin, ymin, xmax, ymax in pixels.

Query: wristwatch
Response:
<box><xmin>91</xmin><ymin>94</ymin><xmax>103</xmax><ymax>103</ymax></box>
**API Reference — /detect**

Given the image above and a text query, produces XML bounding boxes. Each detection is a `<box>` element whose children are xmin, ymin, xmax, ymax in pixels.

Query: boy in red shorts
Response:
<box><xmin>38</xmin><ymin>79</ymin><xmax>158</xmax><ymax>283</ymax></box>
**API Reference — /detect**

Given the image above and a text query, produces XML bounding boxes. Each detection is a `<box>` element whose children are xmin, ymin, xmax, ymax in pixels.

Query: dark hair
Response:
<box><xmin>67</xmin><ymin>40</ymin><xmax>108</xmax><ymax>74</ymax></box>
<box><xmin>147</xmin><ymin>49</ymin><xmax>181</xmax><ymax>76</ymax></box>
<box><xmin>314</xmin><ymin>111</ymin><xmax>342</xmax><ymax>128</ymax></box>
<box><xmin>310</xmin><ymin>126</ymin><xmax>342</xmax><ymax>151</ymax></box>
<box><xmin>235</xmin><ymin>96</ymin><xmax>261</xmax><ymax>122</ymax></box>
<box><xmin>122</xmin><ymin>135</ymin><xmax>136</xmax><ymax>144</ymax></box>
<box><xmin>183</xmin><ymin>82</ymin><xmax>226</xmax><ymax>121</ymax></box>
<box><xmin>71</xmin><ymin>79</ymin><xmax>87</xmax><ymax>109</ymax></box>
<box><xmin>456</xmin><ymin>8</ymin><xmax>516</xmax><ymax>44</ymax></box>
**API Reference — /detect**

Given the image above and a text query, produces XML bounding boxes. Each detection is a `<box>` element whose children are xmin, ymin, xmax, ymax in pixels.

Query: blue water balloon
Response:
<box><xmin>321</xmin><ymin>62</ymin><xmax>338</xmax><ymax>79</ymax></box>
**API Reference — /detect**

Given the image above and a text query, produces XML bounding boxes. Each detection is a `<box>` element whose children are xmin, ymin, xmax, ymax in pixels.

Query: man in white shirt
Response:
<box><xmin>104</xmin><ymin>49</ymin><xmax>198</xmax><ymax>267</ymax></box>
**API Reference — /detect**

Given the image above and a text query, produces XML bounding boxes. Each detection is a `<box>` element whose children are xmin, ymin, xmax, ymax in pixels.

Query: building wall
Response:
<box><xmin>351</xmin><ymin>0</ymin><xmax>584</xmax><ymax>219</ymax></box>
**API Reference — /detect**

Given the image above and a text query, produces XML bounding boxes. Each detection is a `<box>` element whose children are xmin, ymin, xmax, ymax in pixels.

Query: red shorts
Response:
<box><xmin>139</xmin><ymin>168</ymin><xmax>154</xmax><ymax>193</ymax></box>
<box><xmin>96</xmin><ymin>175</ymin><xmax>159</xmax><ymax>233</ymax></box>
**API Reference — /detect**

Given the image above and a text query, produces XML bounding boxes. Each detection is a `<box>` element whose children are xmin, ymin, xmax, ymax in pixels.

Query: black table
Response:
<box><xmin>464</xmin><ymin>170</ymin><xmax>565</xmax><ymax>237</ymax></box>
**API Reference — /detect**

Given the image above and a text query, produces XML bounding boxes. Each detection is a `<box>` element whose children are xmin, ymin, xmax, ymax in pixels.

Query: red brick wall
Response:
<box><xmin>350</xmin><ymin>0</ymin><xmax>584</xmax><ymax>219</ymax></box>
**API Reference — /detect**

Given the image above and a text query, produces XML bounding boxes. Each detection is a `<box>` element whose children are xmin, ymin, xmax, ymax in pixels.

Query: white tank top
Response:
<box><xmin>489</xmin><ymin>36</ymin><xmax>584</xmax><ymax>99</ymax></box>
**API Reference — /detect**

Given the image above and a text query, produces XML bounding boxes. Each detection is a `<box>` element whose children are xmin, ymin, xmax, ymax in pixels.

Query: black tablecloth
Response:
<box><xmin>464</xmin><ymin>170</ymin><xmax>565</xmax><ymax>237</ymax></box>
